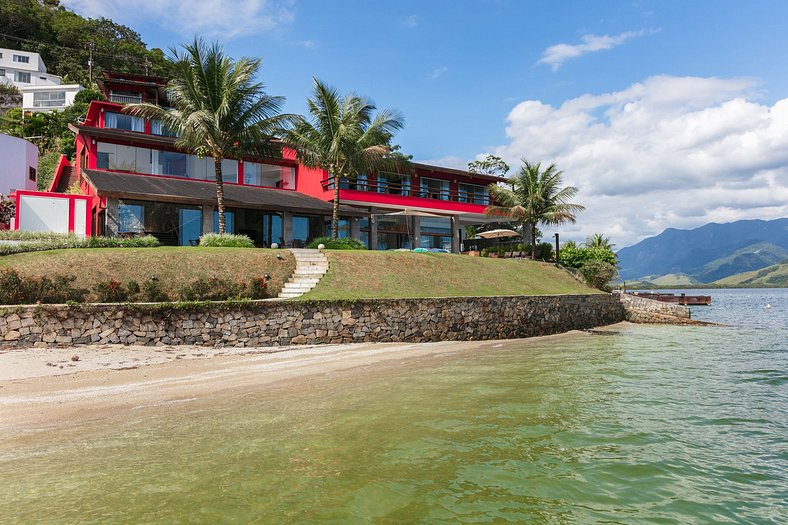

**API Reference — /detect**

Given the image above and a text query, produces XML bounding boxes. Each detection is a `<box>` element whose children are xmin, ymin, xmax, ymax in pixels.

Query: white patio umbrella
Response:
<box><xmin>477</xmin><ymin>228</ymin><xmax>519</xmax><ymax>239</ymax></box>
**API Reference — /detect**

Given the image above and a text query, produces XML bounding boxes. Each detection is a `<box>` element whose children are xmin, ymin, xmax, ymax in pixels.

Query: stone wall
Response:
<box><xmin>615</xmin><ymin>291</ymin><xmax>691</xmax><ymax>323</ymax></box>
<box><xmin>0</xmin><ymin>294</ymin><xmax>625</xmax><ymax>349</ymax></box>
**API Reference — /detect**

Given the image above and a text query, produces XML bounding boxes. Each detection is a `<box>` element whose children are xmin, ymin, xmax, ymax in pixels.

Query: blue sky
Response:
<box><xmin>61</xmin><ymin>0</ymin><xmax>788</xmax><ymax>246</ymax></box>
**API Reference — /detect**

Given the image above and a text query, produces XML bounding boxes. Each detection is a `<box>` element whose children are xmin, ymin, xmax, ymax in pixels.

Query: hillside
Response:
<box><xmin>617</xmin><ymin>218</ymin><xmax>788</xmax><ymax>282</ymax></box>
<box><xmin>0</xmin><ymin>0</ymin><xmax>170</xmax><ymax>86</ymax></box>
<box><xmin>302</xmin><ymin>251</ymin><xmax>599</xmax><ymax>300</ymax></box>
<box><xmin>713</xmin><ymin>261</ymin><xmax>788</xmax><ymax>287</ymax></box>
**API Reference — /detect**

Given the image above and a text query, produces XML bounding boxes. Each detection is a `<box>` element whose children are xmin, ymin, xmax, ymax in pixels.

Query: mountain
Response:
<box><xmin>617</xmin><ymin>218</ymin><xmax>788</xmax><ymax>282</ymax></box>
<box><xmin>713</xmin><ymin>261</ymin><xmax>788</xmax><ymax>287</ymax></box>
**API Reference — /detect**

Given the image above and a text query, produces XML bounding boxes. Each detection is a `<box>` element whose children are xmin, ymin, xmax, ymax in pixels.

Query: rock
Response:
<box><xmin>71</xmin><ymin>355</ymin><xmax>80</xmax><ymax>362</ymax></box>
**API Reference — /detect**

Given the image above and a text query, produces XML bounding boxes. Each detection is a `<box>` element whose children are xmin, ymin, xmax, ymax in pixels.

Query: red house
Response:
<box><xmin>48</xmin><ymin>72</ymin><xmax>504</xmax><ymax>252</ymax></box>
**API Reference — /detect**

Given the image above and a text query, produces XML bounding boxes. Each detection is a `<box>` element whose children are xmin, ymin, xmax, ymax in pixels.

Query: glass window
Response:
<box><xmin>13</xmin><ymin>55</ymin><xmax>30</xmax><ymax>63</ymax></box>
<box><xmin>340</xmin><ymin>173</ymin><xmax>368</xmax><ymax>191</ymax></box>
<box><xmin>213</xmin><ymin>210</ymin><xmax>235</xmax><ymax>234</ymax></box>
<box><xmin>178</xmin><ymin>208</ymin><xmax>202</xmax><ymax>246</ymax></box>
<box><xmin>157</xmin><ymin>150</ymin><xmax>188</xmax><ymax>177</ymax></box>
<box><xmin>0</xmin><ymin>69</ymin><xmax>6</xmax><ymax>76</ymax></box>
<box><xmin>14</xmin><ymin>72</ymin><xmax>30</xmax><ymax>83</ymax></box>
<box><xmin>325</xmin><ymin>218</ymin><xmax>351</xmax><ymax>239</ymax></box>
<box><xmin>105</xmin><ymin>111</ymin><xmax>145</xmax><ymax>132</ymax></box>
<box><xmin>263</xmin><ymin>213</ymin><xmax>283</xmax><ymax>247</ymax></box>
<box><xmin>95</xmin><ymin>142</ymin><xmax>152</xmax><ymax>173</ymax></box>
<box><xmin>33</xmin><ymin>91</ymin><xmax>66</xmax><ymax>107</ymax></box>
<box><xmin>221</xmin><ymin>159</ymin><xmax>238</xmax><ymax>183</ymax></box>
<box><xmin>150</xmin><ymin>120</ymin><xmax>178</xmax><ymax>137</ymax></box>
<box><xmin>419</xmin><ymin>177</ymin><xmax>450</xmax><ymax>200</ymax></box>
<box><xmin>244</xmin><ymin>162</ymin><xmax>295</xmax><ymax>188</ymax></box>
<box><xmin>458</xmin><ymin>183</ymin><xmax>489</xmax><ymax>204</ymax></box>
<box><xmin>118</xmin><ymin>203</ymin><xmax>144</xmax><ymax>233</ymax></box>
<box><xmin>377</xmin><ymin>172</ymin><xmax>410</xmax><ymax>195</ymax></box>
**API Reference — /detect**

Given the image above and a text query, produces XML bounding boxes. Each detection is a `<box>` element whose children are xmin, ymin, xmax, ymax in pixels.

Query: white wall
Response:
<box><xmin>21</xmin><ymin>84</ymin><xmax>84</xmax><ymax>112</ymax></box>
<box><xmin>0</xmin><ymin>48</ymin><xmax>61</xmax><ymax>89</ymax></box>
<box><xmin>0</xmin><ymin>133</ymin><xmax>38</xmax><ymax>196</ymax></box>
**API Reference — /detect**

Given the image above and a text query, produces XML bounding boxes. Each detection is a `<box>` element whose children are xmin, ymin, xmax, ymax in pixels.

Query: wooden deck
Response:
<box><xmin>628</xmin><ymin>292</ymin><xmax>712</xmax><ymax>305</ymax></box>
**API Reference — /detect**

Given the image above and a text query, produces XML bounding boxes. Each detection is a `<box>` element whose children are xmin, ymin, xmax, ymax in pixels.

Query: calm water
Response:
<box><xmin>1</xmin><ymin>289</ymin><xmax>786</xmax><ymax>524</ymax></box>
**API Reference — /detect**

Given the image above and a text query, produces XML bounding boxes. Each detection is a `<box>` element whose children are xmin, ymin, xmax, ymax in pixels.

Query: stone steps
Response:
<box><xmin>277</xmin><ymin>249</ymin><xmax>329</xmax><ymax>299</ymax></box>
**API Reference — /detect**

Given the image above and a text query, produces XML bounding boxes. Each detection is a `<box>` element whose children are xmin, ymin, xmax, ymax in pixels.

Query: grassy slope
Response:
<box><xmin>713</xmin><ymin>261</ymin><xmax>788</xmax><ymax>287</ymax></box>
<box><xmin>302</xmin><ymin>251</ymin><xmax>599</xmax><ymax>300</ymax></box>
<box><xmin>0</xmin><ymin>247</ymin><xmax>296</xmax><ymax>298</ymax></box>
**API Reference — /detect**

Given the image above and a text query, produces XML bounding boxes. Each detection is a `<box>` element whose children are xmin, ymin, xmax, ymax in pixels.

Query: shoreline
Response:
<box><xmin>0</xmin><ymin>325</ymin><xmax>629</xmax><ymax>434</ymax></box>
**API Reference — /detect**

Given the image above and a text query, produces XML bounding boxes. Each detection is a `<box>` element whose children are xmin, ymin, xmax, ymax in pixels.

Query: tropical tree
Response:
<box><xmin>126</xmin><ymin>38</ymin><xmax>292</xmax><ymax>233</ymax></box>
<box><xmin>583</xmin><ymin>233</ymin><xmax>615</xmax><ymax>250</ymax></box>
<box><xmin>468</xmin><ymin>154</ymin><xmax>510</xmax><ymax>177</ymax></box>
<box><xmin>485</xmin><ymin>160</ymin><xmax>585</xmax><ymax>259</ymax></box>
<box><xmin>285</xmin><ymin>78</ymin><xmax>405</xmax><ymax>238</ymax></box>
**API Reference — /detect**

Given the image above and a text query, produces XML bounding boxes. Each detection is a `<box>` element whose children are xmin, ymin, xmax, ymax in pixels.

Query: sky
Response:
<box><xmin>60</xmin><ymin>0</ymin><xmax>788</xmax><ymax>247</ymax></box>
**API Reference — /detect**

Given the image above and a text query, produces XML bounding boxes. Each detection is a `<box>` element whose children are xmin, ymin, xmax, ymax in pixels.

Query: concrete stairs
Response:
<box><xmin>278</xmin><ymin>249</ymin><xmax>329</xmax><ymax>299</ymax></box>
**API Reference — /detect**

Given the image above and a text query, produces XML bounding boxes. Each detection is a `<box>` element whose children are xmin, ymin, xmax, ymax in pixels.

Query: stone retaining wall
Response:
<box><xmin>0</xmin><ymin>293</ymin><xmax>691</xmax><ymax>349</ymax></box>
<box><xmin>616</xmin><ymin>292</ymin><xmax>691</xmax><ymax>323</ymax></box>
<box><xmin>1</xmin><ymin>295</ymin><xmax>625</xmax><ymax>349</ymax></box>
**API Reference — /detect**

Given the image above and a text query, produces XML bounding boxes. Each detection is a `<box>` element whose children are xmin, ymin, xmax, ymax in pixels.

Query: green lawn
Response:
<box><xmin>301</xmin><ymin>251</ymin><xmax>599</xmax><ymax>300</ymax></box>
<box><xmin>0</xmin><ymin>247</ymin><xmax>296</xmax><ymax>299</ymax></box>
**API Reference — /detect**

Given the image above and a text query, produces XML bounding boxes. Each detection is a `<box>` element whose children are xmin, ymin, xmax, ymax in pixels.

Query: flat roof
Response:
<box><xmin>411</xmin><ymin>162</ymin><xmax>508</xmax><ymax>183</ymax></box>
<box><xmin>82</xmin><ymin>169</ymin><xmax>366</xmax><ymax>216</ymax></box>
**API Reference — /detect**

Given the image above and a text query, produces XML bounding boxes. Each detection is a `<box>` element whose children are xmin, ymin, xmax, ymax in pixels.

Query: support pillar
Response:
<box><xmin>282</xmin><ymin>211</ymin><xmax>293</xmax><ymax>247</ymax></box>
<box><xmin>369</xmin><ymin>213</ymin><xmax>378</xmax><ymax>250</ymax></box>
<box><xmin>451</xmin><ymin>215</ymin><xmax>461</xmax><ymax>254</ymax></box>
<box><xmin>105</xmin><ymin>198</ymin><xmax>119</xmax><ymax>237</ymax></box>
<box><xmin>350</xmin><ymin>216</ymin><xmax>361</xmax><ymax>240</ymax></box>
<box><xmin>412</xmin><ymin>216</ymin><xmax>421</xmax><ymax>249</ymax></box>
<box><xmin>202</xmin><ymin>204</ymin><xmax>214</xmax><ymax>235</ymax></box>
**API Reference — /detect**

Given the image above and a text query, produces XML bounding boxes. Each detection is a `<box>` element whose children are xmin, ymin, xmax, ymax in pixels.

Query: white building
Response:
<box><xmin>0</xmin><ymin>47</ymin><xmax>83</xmax><ymax>112</ymax></box>
<box><xmin>0</xmin><ymin>133</ymin><xmax>38</xmax><ymax>196</ymax></box>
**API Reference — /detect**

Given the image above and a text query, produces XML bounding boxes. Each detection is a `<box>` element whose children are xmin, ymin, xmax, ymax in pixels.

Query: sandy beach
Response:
<box><xmin>0</xmin><ymin>329</ymin><xmax>612</xmax><ymax>433</ymax></box>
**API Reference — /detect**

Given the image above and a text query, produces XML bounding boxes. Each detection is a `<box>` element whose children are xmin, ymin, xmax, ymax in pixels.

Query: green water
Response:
<box><xmin>1</xmin><ymin>290</ymin><xmax>786</xmax><ymax>523</ymax></box>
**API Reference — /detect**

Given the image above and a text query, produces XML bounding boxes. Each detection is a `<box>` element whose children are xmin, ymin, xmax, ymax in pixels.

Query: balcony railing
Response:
<box><xmin>321</xmin><ymin>177</ymin><xmax>491</xmax><ymax>206</ymax></box>
<box><xmin>109</xmin><ymin>94</ymin><xmax>155</xmax><ymax>104</ymax></box>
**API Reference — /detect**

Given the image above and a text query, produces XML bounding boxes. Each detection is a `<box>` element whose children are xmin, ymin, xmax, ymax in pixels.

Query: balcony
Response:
<box><xmin>321</xmin><ymin>177</ymin><xmax>491</xmax><ymax>206</ymax></box>
<box><xmin>108</xmin><ymin>93</ymin><xmax>156</xmax><ymax>104</ymax></box>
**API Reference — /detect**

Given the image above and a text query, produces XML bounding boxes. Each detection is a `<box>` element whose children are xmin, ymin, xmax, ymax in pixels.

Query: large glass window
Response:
<box><xmin>419</xmin><ymin>177</ymin><xmax>450</xmax><ymax>200</ymax></box>
<box><xmin>96</xmin><ymin>142</ymin><xmax>152</xmax><ymax>173</ymax></box>
<box><xmin>14</xmin><ymin>72</ymin><xmax>30</xmax><ymax>83</ymax></box>
<box><xmin>458</xmin><ymin>183</ymin><xmax>489</xmax><ymax>205</ymax></box>
<box><xmin>221</xmin><ymin>159</ymin><xmax>238</xmax><ymax>183</ymax></box>
<box><xmin>419</xmin><ymin>217</ymin><xmax>452</xmax><ymax>250</ymax></box>
<box><xmin>33</xmin><ymin>91</ymin><xmax>66</xmax><ymax>108</ymax></box>
<box><xmin>340</xmin><ymin>173</ymin><xmax>368</xmax><ymax>191</ymax></box>
<box><xmin>105</xmin><ymin>111</ymin><xmax>145</xmax><ymax>132</ymax></box>
<box><xmin>244</xmin><ymin>162</ymin><xmax>295</xmax><ymax>188</ymax></box>
<box><xmin>377</xmin><ymin>172</ymin><xmax>411</xmax><ymax>196</ymax></box>
<box><xmin>179</xmin><ymin>208</ymin><xmax>203</xmax><ymax>246</ymax></box>
<box><xmin>292</xmin><ymin>215</ymin><xmax>323</xmax><ymax>247</ymax></box>
<box><xmin>325</xmin><ymin>218</ymin><xmax>351</xmax><ymax>239</ymax></box>
<box><xmin>13</xmin><ymin>54</ymin><xmax>30</xmax><ymax>63</ymax></box>
<box><xmin>150</xmin><ymin>120</ymin><xmax>178</xmax><ymax>137</ymax></box>
<box><xmin>263</xmin><ymin>212</ymin><xmax>283</xmax><ymax>247</ymax></box>
<box><xmin>118</xmin><ymin>203</ymin><xmax>144</xmax><ymax>234</ymax></box>
<box><xmin>156</xmin><ymin>150</ymin><xmax>189</xmax><ymax>177</ymax></box>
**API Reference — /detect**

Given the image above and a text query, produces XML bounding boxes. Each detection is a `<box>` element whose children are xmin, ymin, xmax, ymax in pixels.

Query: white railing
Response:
<box><xmin>109</xmin><ymin>94</ymin><xmax>143</xmax><ymax>104</ymax></box>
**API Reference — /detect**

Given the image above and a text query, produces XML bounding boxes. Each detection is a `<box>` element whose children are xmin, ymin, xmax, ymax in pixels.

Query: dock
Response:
<box><xmin>627</xmin><ymin>292</ymin><xmax>712</xmax><ymax>305</ymax></box>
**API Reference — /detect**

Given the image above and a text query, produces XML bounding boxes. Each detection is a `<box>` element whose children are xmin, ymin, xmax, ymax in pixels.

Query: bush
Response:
<box><xmin>536</xmin><ymin>242</ymin><xmax>554</xmax><ymax>261</ymax></box>
<box><xmin>93</xmin><ymin>279</ymin><xmax>131</xmax><ymax>303</ymax></box>
<box><xmin>579</xmin><ymin>260</ymin><xmax>619</xmax><ymax>291</ymax></box>
<box><xmin>199</xmin><ymin>233</ymin><xmax>255</xmax><ymax>248</ymax></box>
<box><xmin>0</xmin><ymin>234</ymin><xmax>160</xmax><ymax>255</ymax></box>
<box><xmin>306</xmin><ymin>236</ymin><xmax>366</xmax><ymax>250</ymax></box>
<box><xmin>178</xmin><ymin>276</ymin><xmax>246</xmax><ymax>301</ymax></box>
<box><xmin>0</xmin><ymin>269</ymin><xmax>87</xmax><ymax>304</ymax></box>
<box><xmin>559</xmin><ymin>245</ymin><xmax>617</xmax><ymax>269</ymax></box>
<box><xmin>143</xmin><ymin>276</ymin><xmax>168</xmax><ymax>302</ymax></box>
<box><xmin>0</xmin><ymin>194</ymin><xmax>14</xmax><ymax>224</ymax></box>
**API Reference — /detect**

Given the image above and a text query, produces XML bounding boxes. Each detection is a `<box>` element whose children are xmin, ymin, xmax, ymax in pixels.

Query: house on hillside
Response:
<box><xmin>30</xmin><ymin>72</ymin><xmax>502</xmax><ymax>250</ymax></box>
<box><xmin>0</xmin><ymin>133</ymin><xmax>38</xmax><ymax>196</ymax></box>
<box><xmin>0</xmin><ymin>47</ymin><xmax>83</xmax><ymax>112</ymax></box>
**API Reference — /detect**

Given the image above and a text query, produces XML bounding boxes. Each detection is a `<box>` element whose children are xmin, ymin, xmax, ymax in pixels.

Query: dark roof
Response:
<box><xmin>71</xmin><ymin>124</ymin><xmax>178</xmax><ymax>148</ymax></box>
<box><xmin>411</xmin><ymin>162</ymin><xmax>508</xmax><ymax>184</ymax></box>
<box><xmin>82</xmin><ymin>170</ymin><xmax>365</xmax><ymax>216</ymax></box>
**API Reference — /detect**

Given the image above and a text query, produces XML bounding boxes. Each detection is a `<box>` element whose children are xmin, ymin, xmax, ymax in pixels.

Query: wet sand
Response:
<box><xmin>0</xmin><ymin>327</ymin><xmax>619</xmax><ymax>432</ymax></box>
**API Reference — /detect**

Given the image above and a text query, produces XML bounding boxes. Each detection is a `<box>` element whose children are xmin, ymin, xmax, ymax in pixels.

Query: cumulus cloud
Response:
<box><xmin>61</xmin><ymin>0</ymin><xmax>295</xmax><ymax>39</ymax></box>
<box><xmin>416</xmin><ymin>155</ymin><xmax>468</xmax><ymax>171</ymax></box>
<box><xmin>491</xmin><ymin>75</ymin><xmax>788</xmax><ymax>246</ymax></box>
<box><xmin>537</xmin><ymin>29</ymin><xmax>655</xmax><ymax>71</ymax></box>
<box><xmin>404</xmin><ymin>15</ymin><xmax>419</xmax><ymax>28</ymax></box>
<box><xmin>430</xmin><ymin>66</ymin><xmax>449</xmax><ymax>79</ymax></box>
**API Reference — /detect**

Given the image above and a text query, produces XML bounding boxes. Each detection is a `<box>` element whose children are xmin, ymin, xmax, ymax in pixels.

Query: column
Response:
<box><xmin>412</xmin><ymin>216</ymin><xmax>421</xmax><ymax>249</ymax></box>
<box><xmin>282</xmin><ymin>211</ymin><xmax>293</xmax><ymax>247</ymax></box>
<box><xmin>350</xmin><ymin>216</ymin><xmax>361</xmax><ymax>240</ymax></box>
<box><xmin>451</xmin><ymin>215</ymin><xmax>461</xmax><ymax>253</ymax></box>
<box><xmin>105</xmin><ymin>198</ymin><xmax>119</xmax><ymax>237</ymax></box>
<box><xmin>202</xmin><ymin>204</ymin><xmax>214</xmax><ymax>235</ymax></box>
<box><xmin>369</xmin><ymin>213</ymin><xmax>378</xmax><ymax>250</ymax></box>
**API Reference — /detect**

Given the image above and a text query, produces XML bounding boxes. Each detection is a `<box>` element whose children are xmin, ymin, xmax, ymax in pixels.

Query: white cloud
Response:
<box><xmin>430</xmin><ymin>66</ymin><xmax>448</xmax><ymax>79</ymax></box>
<box><xmin>404</xmin><ymin>15</ymin><xmax>418</xmax><ymax>28</ymax></box>
<box><xmin>416</xmin><ymin>155</ymin><xmax>468</xmax><ymax>171</ymax></box>
<box><xmin>537</xmin><ymin>29</ymin><xmax>655</xmax><ymax>71</ymax></box>
<box><xmin>61</xmin><ymin>0</ymin><xmax>295</xmax><ymax>39</ymax></box>
<box><xmin>491</xmin><ymin>75</ymin><xmax>788</xmax><ymax>246</ymax></box>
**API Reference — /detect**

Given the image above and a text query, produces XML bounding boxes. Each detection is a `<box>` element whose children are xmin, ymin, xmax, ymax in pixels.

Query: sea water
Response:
<box><xmin>0</xmin><ymin>289</ymin><xmax>785</xmax><ymax>524</ymax></box>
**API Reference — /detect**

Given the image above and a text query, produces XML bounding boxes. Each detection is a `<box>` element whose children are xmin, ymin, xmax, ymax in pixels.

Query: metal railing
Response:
<box><xmin>109</xmin><ymin>94</ymin><xmax>154</xmax><ymax>104</ymax></box>
<box><xmin>321</xmin><ymin>177</ymin><xmax>491</xmax><ymax>205</ymax></box>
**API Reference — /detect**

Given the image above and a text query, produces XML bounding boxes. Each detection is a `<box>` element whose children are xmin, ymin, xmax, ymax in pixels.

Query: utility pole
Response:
<box><xmin>87</xmin><ymin>42</ymin><xmax>95</xmax><ymax>84</ymax></box>
<box><xmin>143</xmin><ymin>57</ymin><xmax>151</xmax><ymax>76</ymax></box>
<box><xmin>554</xmin><ymin>233</ymin><xmax>560</xmax><ymax>267</ymax></box>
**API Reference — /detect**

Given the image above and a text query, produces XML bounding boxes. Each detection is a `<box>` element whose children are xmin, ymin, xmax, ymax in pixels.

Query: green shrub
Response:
<box><xmin>0</xmin><ymin>269</ymin><xmax>87</xmax><ymax>304</ymax></box>
<box><xmin>178</xmin><ymin>276</ymin><xmax>246</xmax><ymax>301</ymax></box>
<box><xmin>0</xmin><ymin>233</ymin><xmax>160</xmax><ymax>255</ymax></box>
<box><xmin>306</xmin><ymin>236</ymin><xmax>366</xmax><ymax>250</ymax></box>
<box><xmin>579</xmin><ymin>260</ymin><xmax>619</xmax><ymax>291</ymax></box>
<box><xmin>143</xmin><ymin>277</ymin><xmax>168</xmax><ymax>302</ymax></box>
<box><xmin>480</xmin><ymin>248</ymin><xmax>490</xmax><ymax>257</ymax></box>
<box><xmin>199</xmin><ymin>233</ymin><xmax>255</xmax><ymax>248</ymax></box>
<box><xmin>536</xmin><ymin>242</ymin><xmax>554</xmax><ymax>260</ymax></box>
<box><xmin>248</xmin><ymin>276</ymin><xmax>268</xmax><ymax>299</ymax></box>
<box><xmin>93</xmin><ymin>279</ymin><xmax>132</xmax><ymax>303</ymax></box>
<box><xmin>559</xmin><ymin>245</ymin><xmax>617</xmax><ymax>269</ymax></box>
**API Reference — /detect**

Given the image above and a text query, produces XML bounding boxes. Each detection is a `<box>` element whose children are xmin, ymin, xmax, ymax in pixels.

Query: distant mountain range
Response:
<box><xmin>617</xmin><ymin>218</ymin><xmax>788</xmax><ymax>285</ymax></box>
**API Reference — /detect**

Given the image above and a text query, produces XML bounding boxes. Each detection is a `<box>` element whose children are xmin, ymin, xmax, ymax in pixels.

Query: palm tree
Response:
<box><xmin>583</xmin><ymin>233</ymin><xmax>615</xmax><ymax>250</ymax></box>
<box><xmin>126</xmin><ymin>38</ymin><xmax>292</xmax><ymax>234</ymax></box>
<box><xmin>485</xmin><ymin>160</ymin><xmax>585</xmax><ymax>259</ymax></box>
<box><xmin>285</xmin><ymin>78</ymin><xmax>405</xmax><ymax>238</ymax></box>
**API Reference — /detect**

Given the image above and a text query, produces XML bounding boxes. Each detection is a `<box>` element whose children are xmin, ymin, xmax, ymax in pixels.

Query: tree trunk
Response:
<box><xmin>331</xmin><ymin>172</ymin><xmax>340</xmax><ymax>239</ymax></box>
<box><xmin>531</xmin><ymin>223</ymin><xmax>537</xmax><ymax>260</ymax></box>
<box><xmin>214</xmin><ymin>157</ymin><xmax>226</xmax><ymax>235</ymax></box>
